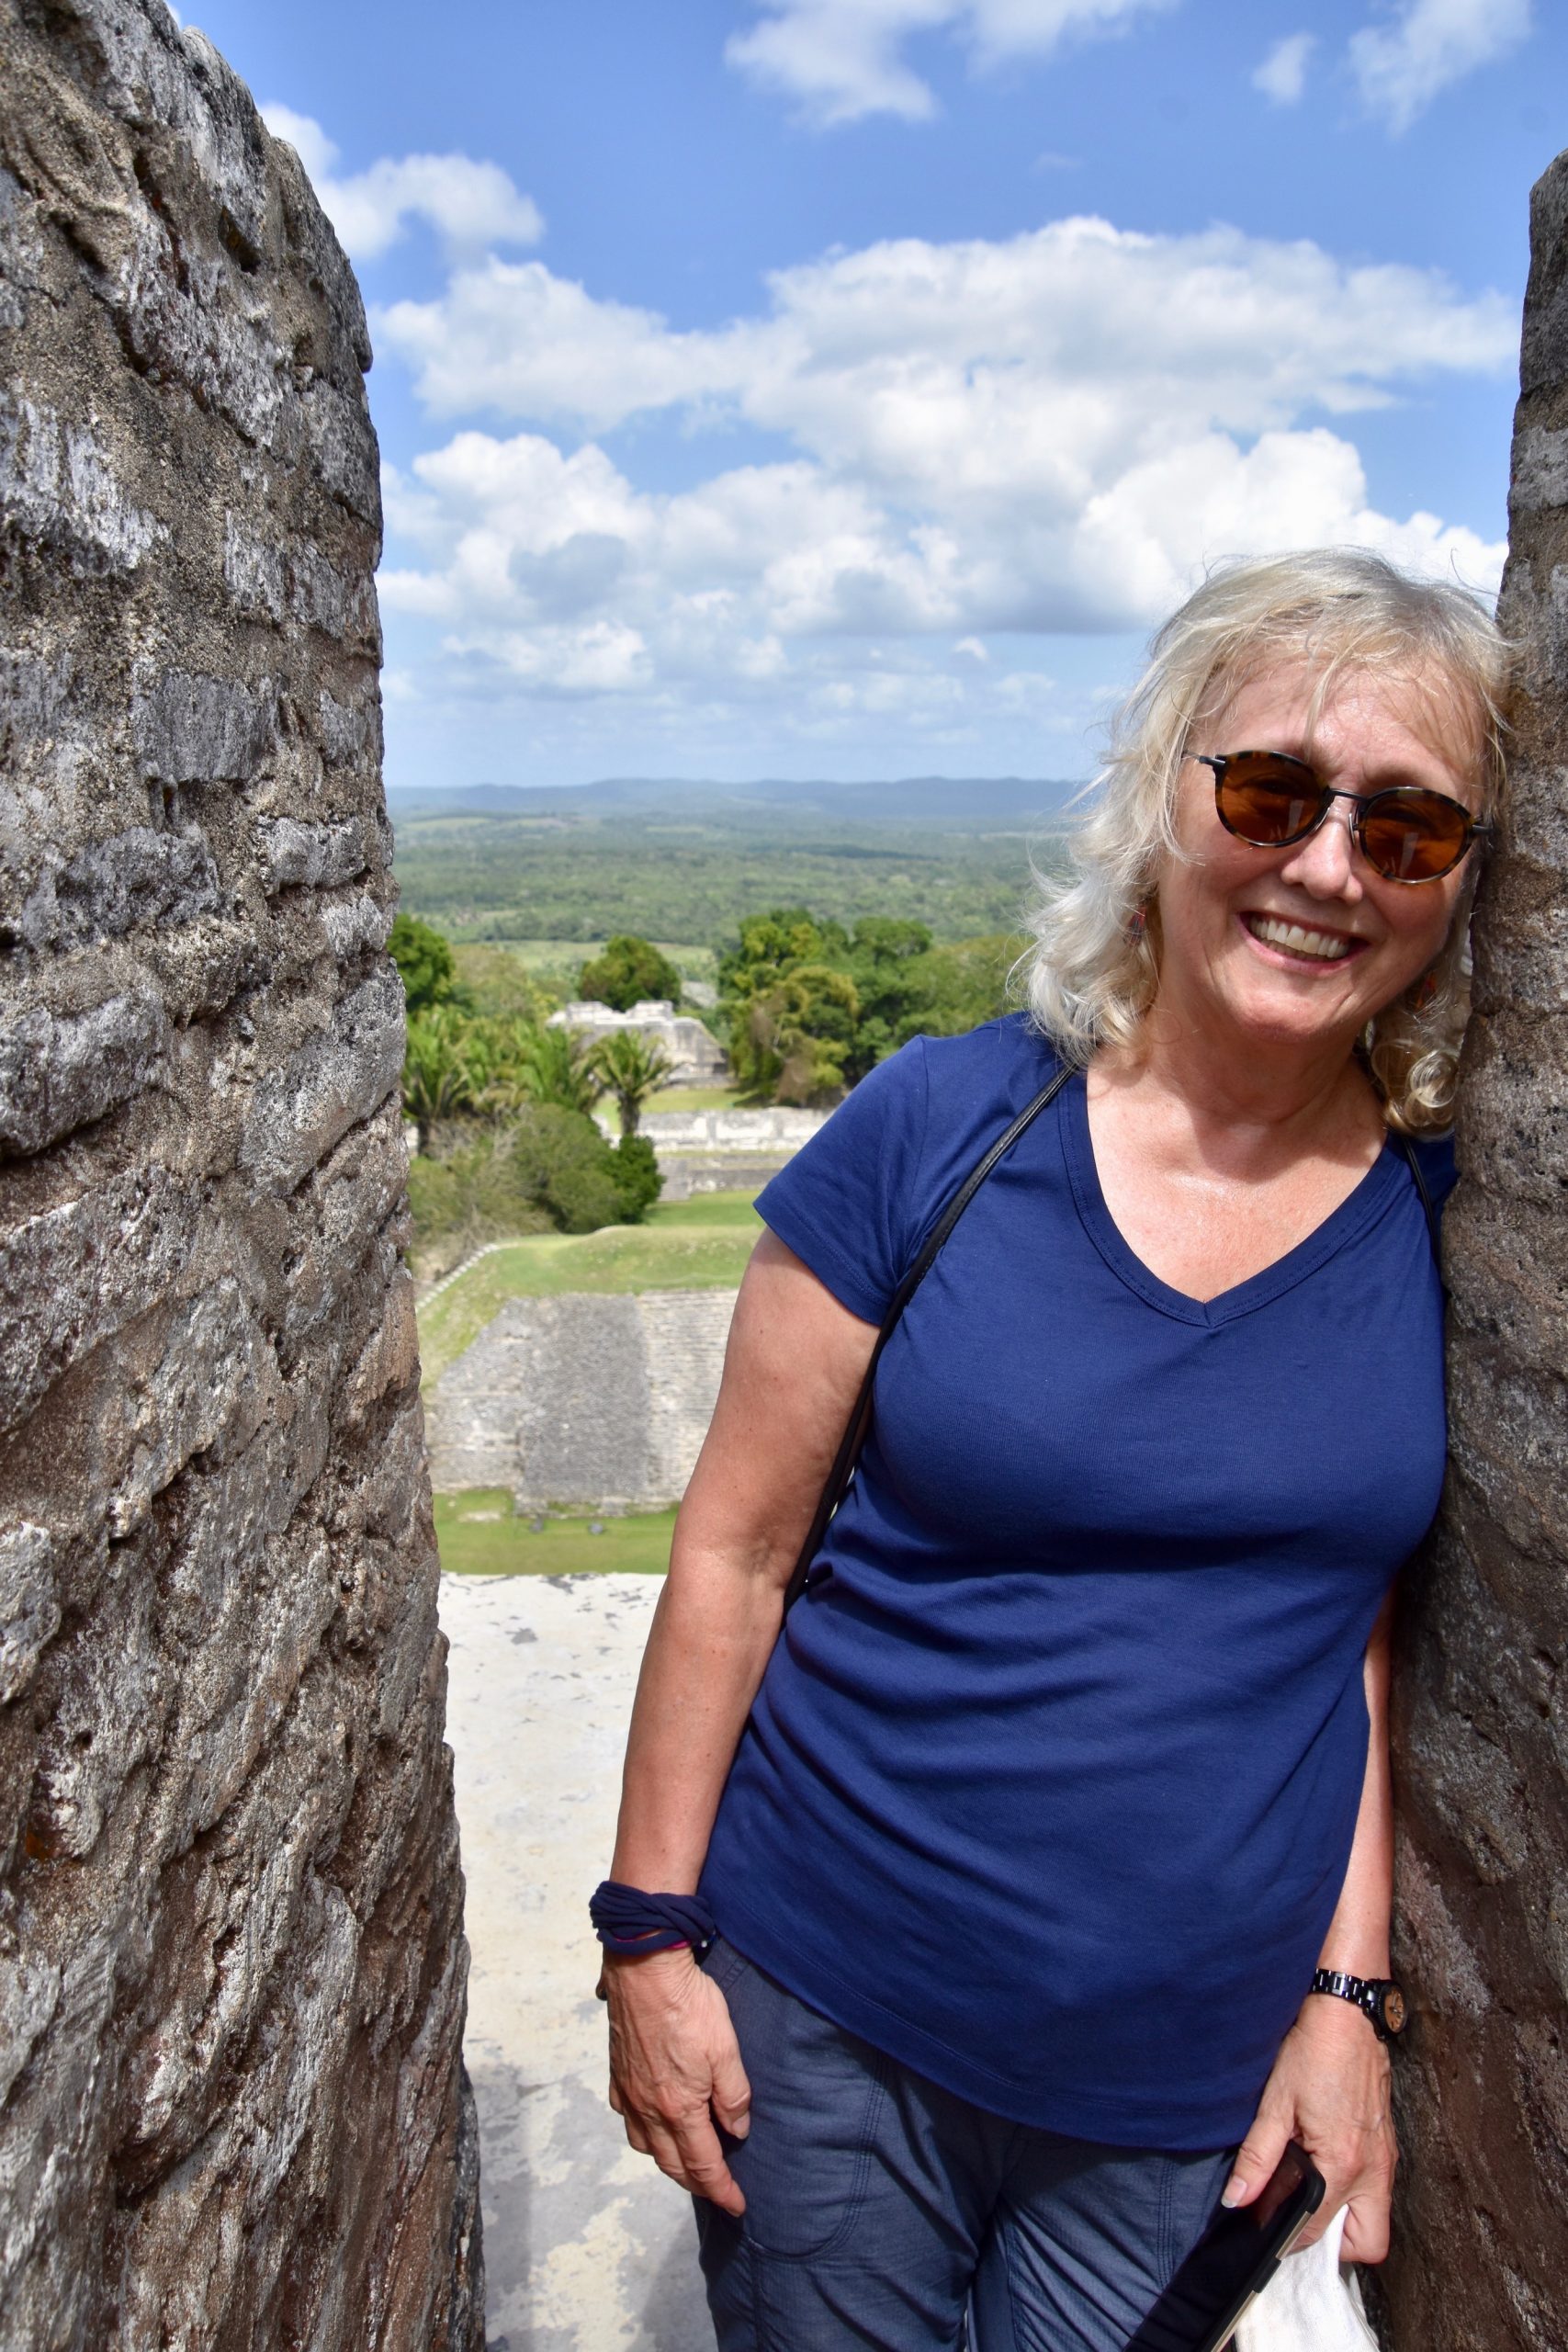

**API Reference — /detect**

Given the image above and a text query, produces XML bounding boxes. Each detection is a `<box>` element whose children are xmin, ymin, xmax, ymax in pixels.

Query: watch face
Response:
<box><xmin>1379</xmin><ymin>1985</ymin><xmax>1407</xmax><ymax>2035</ymax></box>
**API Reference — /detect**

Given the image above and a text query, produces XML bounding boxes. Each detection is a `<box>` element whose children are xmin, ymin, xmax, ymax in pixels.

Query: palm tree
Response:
<box><xmin>512</xmin><ymin>1022</ymin><xmax>608</xmax><ymax>1118</ymax></box>
<box><xmin>402</xmin><ymin>1006</ymin><xmax>477</xmax><ymax>1155</ymax></box>
<box><xmin>588</xmin><ymin>1030</ymin><xmax>675</xmax><ymax>1137</ymax></box>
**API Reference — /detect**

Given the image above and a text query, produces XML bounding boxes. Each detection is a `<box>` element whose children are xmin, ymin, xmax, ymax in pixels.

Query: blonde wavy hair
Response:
<box><xmin>1020</xmin><ymin>548</ymin><xmax>1511</xmax><ymax>1133</ymax></box>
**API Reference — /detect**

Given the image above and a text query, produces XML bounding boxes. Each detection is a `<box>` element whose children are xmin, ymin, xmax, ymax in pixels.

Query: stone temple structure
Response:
<box><xmin>0</xmin><ymin>5</ymin><xmax>480</xmax><ymax>2345</ymax></box>
<box><xmin>549</xmin><ymin>995</ymin><xmax>729</xmax><ymax>1085</ymax></box>
<box><xmin>425</xmin><ymin>1288</ymin><xmax>737</xmax><ymax>1512</ymax></box>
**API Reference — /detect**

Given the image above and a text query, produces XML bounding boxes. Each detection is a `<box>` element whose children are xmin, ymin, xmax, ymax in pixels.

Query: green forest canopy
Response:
<box><xmin>388</xmin><ymin>788</ymin><xmax>1069</xmax><ymax>1136</ymax></box>
<box><xmin>391</xmin><ymin>796</ymin><xmax>1066</xmax><ymax>947</ymax></box>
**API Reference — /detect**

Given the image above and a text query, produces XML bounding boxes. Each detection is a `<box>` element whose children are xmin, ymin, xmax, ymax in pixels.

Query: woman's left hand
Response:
<box><xmin>1221</xmin><ymin>1995</ymin><xmax>1396</xmax><ymax>2260</ymax></box>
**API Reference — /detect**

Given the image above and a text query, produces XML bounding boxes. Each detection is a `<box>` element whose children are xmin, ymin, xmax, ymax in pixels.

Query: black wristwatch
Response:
<box><xmin>1309</xmin><ymin>1968</ymin><xmax>1407</xmax><ymax>2044</ymax></box>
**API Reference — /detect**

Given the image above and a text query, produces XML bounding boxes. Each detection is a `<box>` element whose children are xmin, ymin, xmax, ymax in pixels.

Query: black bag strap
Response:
<box><xmin>1393</xmin><ymin>1130</ymin><xmax>1441</xmax><ymax>1265</ymax></box>
<box><xmin>783</xmin><ymin>1059</ymin><xmax>1074</xmax><ymax>1612</ymax></box>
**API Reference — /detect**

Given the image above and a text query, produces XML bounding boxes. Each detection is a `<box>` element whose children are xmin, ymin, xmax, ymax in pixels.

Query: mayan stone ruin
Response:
<box><xmin>1379</xmin><ymin>149</ymin><xmax>1568</xmax><ymax>2349</ymax></box>
<box><xmin>550</xmin><ymin>997</ymin><xmax>731</xmax><ymax>1087</ymax></box>
<box><xmin>0</xmin><ymin>2</ymin><xmax>481</xmax><ymax>2344</ymax></box>
<box><xmin>425</xmin><ymin>1287</ymin><xmax>737</xmax><ymax>1511</ymax></box>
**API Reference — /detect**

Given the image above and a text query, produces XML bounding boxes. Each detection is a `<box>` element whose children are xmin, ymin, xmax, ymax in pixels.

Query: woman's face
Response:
<box><xmin>1155</xmin><ymin>662</ymin><xmax>1483</xmax><ymax>1065</ymax></box>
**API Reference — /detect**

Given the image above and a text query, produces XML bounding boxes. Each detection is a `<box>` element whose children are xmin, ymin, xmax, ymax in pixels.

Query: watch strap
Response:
<box><xmin>1310</xmin><ymin>1967</ymin><xmax>1406</xmax><ymax>2042</ymax></box>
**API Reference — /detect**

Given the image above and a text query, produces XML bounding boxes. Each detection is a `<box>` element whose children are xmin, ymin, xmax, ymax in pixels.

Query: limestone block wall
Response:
<box><xmin>634</xmin><ymin>1105</ymin><xmax>831</xmax><ymax>1153</ymax></box>
<box><xmin>657</xmin><ymin>1151</ymin><xmax>806</xmax><ymax>1201</ymax></box>
<box><xmin>1380</xmin><ymin>151</ymin><xmax>1568</xmax><ymax>2347</ymax></box>
<box><xmin>426</xmin><ymin>1289</ymin><xmax>738</xmax><ymax>1510</ymax></box>
<box><xmin>0</xmin><ymin>5</ymin><xmax>480</xmax><ymax>2345</ymax></box>
<box><xmin>607</xmin><ymin>1103</ymin><xmax>830</xmax><ymax>1200</ymax></box>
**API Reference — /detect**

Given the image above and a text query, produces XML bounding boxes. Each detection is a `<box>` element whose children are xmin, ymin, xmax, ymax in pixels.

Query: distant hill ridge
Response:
<box><xmin>388</xmin><ymin>775</ymin><xmax>1078</xmax><ymax>831</ymax></box>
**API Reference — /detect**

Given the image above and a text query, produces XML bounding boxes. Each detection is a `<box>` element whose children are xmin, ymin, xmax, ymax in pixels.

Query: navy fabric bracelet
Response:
<box><xmin>590</xmin><ymin>1879</ymin><xmax>717</xmax><ymax>1960</ymax></box>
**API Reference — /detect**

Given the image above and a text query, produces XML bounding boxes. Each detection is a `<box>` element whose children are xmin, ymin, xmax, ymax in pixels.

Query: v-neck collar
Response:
<box><xmin>1056</xmin><ymin>1068</ymin><xmax>1406</xmax><ymax>1329</ymax></box>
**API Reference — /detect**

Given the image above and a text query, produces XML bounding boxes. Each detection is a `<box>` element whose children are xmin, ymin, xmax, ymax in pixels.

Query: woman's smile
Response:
<box><xmin>1238</xmin><ymin>911</ymin><xmax>1370</xmax><ymax>969</ymax></box>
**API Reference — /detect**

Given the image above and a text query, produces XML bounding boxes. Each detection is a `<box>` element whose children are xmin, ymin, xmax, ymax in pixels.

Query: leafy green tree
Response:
<box><xmin>505</xmin><ymin>1103</ymin><xmax>627</xmax><ymax>1231</ymax></box>
<box><xmin>891</xmin><ymin>933</ymin><xmax>1021</xmax><ymax>1045</ymax></box>
<box><xmin>719</xmin><ymin>910</ymin><xmax>844</xmax><ymax>1099</ymax></box>
<box><xmin>578</xmin><ymin>933</ymin><xmax>683</xmax><ymax>1012</ymax></box>
<box><xmin>589</xmin><ymin>1030</ymin><xmax>675</xmax><ymax>1137</ymax></box>
<box><xmin>402</xmin><ymin>1005</ymin><xmax>477</xmax><ymax>1154</ymax></box>
<box><xmin>407</xmin><ymin>1105</ymin><xmax>634</xmax><ymax>1262</ymax></box>
<box><xmin>452</xmin><ymin>1016</ymin><xmax>510</xmax><ymax>1108</ymax></box>
<box><xmin>717</xmin><ymin>905</ymin><xmax>1017</xmax><ymax>1101</ymax></box>
<box><xmin>842</xmin><ymin>918</ymin><xmax>935</xmax><ymax>1075</ymax></box>
<box><xmin>734</xmin><ymin>963</ymin><xmax>861</xmax><ymax>1105</ymax></box>
<box><xmin>389</xmin><ymin>912</ymin><xmax>458</xmax><ymax>1014</ymax></box>
<box><xmin>610</xmin><ymin>1134</ymin><xmax>663</xmax><ymax>1224</ymax></box>
<box><xmin>452</xmin><ymin>944</ymin><xmax>549</xmax><ymax>1023</ymax></box>
<box><xmin>717</xmin><ymin>909</ymin><xmax>851</xmax><ymax>1005</ymax></box>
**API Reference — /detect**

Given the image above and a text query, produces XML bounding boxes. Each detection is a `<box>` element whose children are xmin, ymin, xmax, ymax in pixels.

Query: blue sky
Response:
<box><xmin>186</xmin><ymin>0</ymin><xmax>1561</xmax><ymax>789</ymax></box>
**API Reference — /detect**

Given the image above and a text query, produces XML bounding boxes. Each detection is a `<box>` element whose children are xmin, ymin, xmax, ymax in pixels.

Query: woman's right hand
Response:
<box><xmin>603</xmin><ymin>1946</ymin><xmax>752</xmax><ymax>2215</ymax></box>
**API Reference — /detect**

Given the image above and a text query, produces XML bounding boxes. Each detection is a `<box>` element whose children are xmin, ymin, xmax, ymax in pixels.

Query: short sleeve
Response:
<box><xmin>755</xmin><ymin>1039</ymin><xmax>932</xmax><ymax>1326</ymax></box>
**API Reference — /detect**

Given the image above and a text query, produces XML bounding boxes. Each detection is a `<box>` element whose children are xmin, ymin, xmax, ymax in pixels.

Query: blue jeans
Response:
<box><xmin>694</xmin><ymin>1941</ymin><xmax>1235</xmax><ymax>2352</ymax></box>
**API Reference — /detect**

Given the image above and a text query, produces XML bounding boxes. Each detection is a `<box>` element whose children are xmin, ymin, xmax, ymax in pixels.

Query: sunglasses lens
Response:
<box><xmin>1214</xmin><ymin>754</ymin><xmax>1324</xmax><ymax>845</ymax></box>
<box><xmin>1359</xmin><ymin>792</ymin><xmax>1472</xmax><ymax>882</ymax></box>
<box><xmin>1213</xmin><ymin>755</ymin><xmax>1478</xmax><ymax>881</ymax></box>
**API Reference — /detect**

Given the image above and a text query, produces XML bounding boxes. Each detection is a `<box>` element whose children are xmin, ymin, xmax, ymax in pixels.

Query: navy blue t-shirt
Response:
<box><xmin>700</xmin><ymin>1016</ymin><xmax>1454</xmax><ymax>2150</ymax></box>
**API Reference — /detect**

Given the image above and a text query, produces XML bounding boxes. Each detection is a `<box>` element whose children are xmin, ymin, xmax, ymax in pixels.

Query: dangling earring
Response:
<box><xmin>1127</xmin><ymin>904</ymin><xmax>1148</xmax><ymax>943</ymax></box>
<box><xmin>1412</xmin><ymin>969</ymin><xmax>1439</xmax><ymax>1013</ymax></box>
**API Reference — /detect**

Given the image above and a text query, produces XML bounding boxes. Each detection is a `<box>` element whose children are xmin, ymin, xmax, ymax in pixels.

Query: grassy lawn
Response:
<box><xmin>449</xmin><ymin>936</ymin><xmax>717</xmax><ymax>985</ymax></box>
<box><xmin>643</xmin><ymin>1084</ymin><xmax>742</xmax><ymax>1114</ymax></box>
<box><xmin>417</xmin><ymin>1188</ymin><xmax>761</xmax><ymax>1383</ymax></box>
<box><xmin>434</xmin><ymin>1490</ymin><xmax>674</xmax><ymax>1577</ymax></box>
<box><xmin>643</xmin><ymin>1190</ymin><xmax>763</xmax><ymax>1227</ymax></box>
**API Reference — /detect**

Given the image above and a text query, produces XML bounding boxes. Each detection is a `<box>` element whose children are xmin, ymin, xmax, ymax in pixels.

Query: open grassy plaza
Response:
<box><xmin>415</xmin><ymin>1188</ymin><xmax>760</xmax><ymax>1385</ymax></box>
<box><xmin>434</xmin><ymin>1491</ymin><xmax>677</xmax><ymax>1577</ymax></box>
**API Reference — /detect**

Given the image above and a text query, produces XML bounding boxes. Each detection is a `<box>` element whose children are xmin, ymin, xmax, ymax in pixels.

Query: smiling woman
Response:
<box><xmin>592</xmin><ymin>546</ymin><xmax>1513</xmax><ymax>2351</ymax></box>
<box><xmin>1024</xmin><ymin>548</ymin><xmax>1510</xmax><ymax>1134</ymax></box>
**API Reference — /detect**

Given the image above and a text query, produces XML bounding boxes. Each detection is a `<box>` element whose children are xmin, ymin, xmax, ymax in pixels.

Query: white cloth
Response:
<box><xmin>1235</xmin><ymin>2206</ymin><xmax>1380</xmax><ymax>2351</ymax></box>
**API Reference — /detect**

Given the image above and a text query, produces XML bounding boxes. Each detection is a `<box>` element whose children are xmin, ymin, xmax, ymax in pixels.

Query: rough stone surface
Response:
<box><xmin>426</xmin><ymin>1289</ymin><xmax>737</xmax><ymax>1510</ymax></box>
<box><xmin>0</xmin><ymin>5</ymin><xmax>481</xmax><ymax>2345</ymax></box>
<box><xmin>1378</xmin><ymin>150</ymin><xmax>1568</xmax><ymax>2351</ymax></box>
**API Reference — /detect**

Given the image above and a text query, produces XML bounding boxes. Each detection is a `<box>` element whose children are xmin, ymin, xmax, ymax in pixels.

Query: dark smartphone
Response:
<box><xmin>1122</xmin><ymin>2141</ymin><xmax>1326</xmax><ymax>2352</ymax></box>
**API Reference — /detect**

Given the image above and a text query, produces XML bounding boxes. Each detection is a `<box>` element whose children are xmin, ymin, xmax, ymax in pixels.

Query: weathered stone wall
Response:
<box><xmin>1381</xmin><ymin>151</ymin><xmax>1568</xmax><ymax>2349</ymax></box>
<box><xmin>426</xmin><ymin>1288</ymin><xmax>737</xmax><ymax>1510</ymax></box>
<box><xmin>0</xmin><ymin>4</ymin><xmax>481</xmax><ymax>2345</ymax></box>
<box><xmin>604</xmin><ymin>1103</ymin><xmax>829</xmax><ymax>1199</ymax></box>
<box><xmin>625</xmin><ymin>1105</ymin><xmax>831</xmax><ymax>1154</ymax></box>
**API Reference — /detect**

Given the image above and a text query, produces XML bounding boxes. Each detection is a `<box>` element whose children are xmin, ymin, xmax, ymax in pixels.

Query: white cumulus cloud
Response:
<box><xmin>1252</xmin><ymin>32</ymin><xmax>1315</xmax><ymax>105</ymax></box>
<box><xmin>377</xmin><ymin>216</ymin><xmax>1516</xmax><ymax>458</ymax></box>
<box><xmin>380</xmin><ymin>413</ymin><xmax>1505</xmax><ymax>695</ymax></box>
<box><xmin>260</xmin><ymin>106</ymin><xmax>544</xmax><ymax>261</ymax></box>
<box><xmin>374</xmin><ymin>213</ymin><xmax>1509</xmax><ymax>722</ymax></box>
<box><xmin>295</xmin><ymin>106</ymin><xmax>1514</xmax><ymax>747</ymax></box>
<box><xmin>1348</xmin><ymin>0</ymin><xmax>1532</xmax><ymax>134</ymax></box>
<box><xmin>725</xmin><ymin>0</ymin><xmax>1175</xmax><ymax>126</ymax></box>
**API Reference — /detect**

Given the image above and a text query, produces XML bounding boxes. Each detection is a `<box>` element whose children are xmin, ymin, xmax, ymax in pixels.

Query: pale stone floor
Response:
<box><xmin>441</xmin><ymin>1572</ymin><xmax>711</xmax><ymax>2352</ymax></box>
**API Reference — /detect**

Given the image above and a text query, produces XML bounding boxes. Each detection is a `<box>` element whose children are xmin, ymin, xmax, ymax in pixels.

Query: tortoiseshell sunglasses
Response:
<box><xmin>1190</xmin><ymin>750</ymin><xmax>1490</xmax><ymax>884</ymax></box>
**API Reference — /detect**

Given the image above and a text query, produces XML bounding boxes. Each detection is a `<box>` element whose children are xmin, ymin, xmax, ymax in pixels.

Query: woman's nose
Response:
<box><xmin>1279</xmin><ymin>800</ymin><xmax>1365</xmax><ymax>900</ymax></box>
